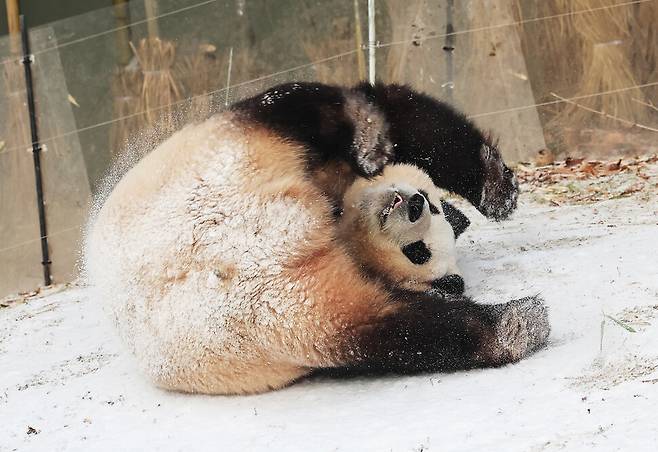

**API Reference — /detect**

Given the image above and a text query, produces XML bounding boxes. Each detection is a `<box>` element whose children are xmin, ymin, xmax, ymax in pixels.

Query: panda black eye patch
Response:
<box><xmin>402</xmin><ymin>240</ymin><xmax>432</xmax><ymax>265</ymax></box>
<box><xmin>440</xmin><ymin>201</ymin><xmax>470</xmax><ymax>238</ymax></box>
<box><xmin>418</xmin><ymin>189</ymin><xmax>440</xmax><ymax>215</ymax></box>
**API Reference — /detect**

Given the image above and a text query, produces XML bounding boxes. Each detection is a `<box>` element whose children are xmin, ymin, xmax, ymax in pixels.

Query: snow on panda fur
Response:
<box><xmin>86</xmin><ymin>83</ymin><xmax>548</xmax><ymax>395</ymax></box>
<box><xmin>337</xmin><ymin>163</ymin><xmax>468</xmax><ymax>294</ymax></box>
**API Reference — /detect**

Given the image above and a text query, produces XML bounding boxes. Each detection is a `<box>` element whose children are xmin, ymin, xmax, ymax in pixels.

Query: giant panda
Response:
<box><xmin>337</xmin><ymin>163</ymin><xmax>469</xmax><ymax>295</ymax></box>
<box><xmin>233</xmin><ymin>81</ymin><xmax>519</xmax><ymax>220</ymax></box>
<box><xmin>86</xmin><ymin>82</ymin><xmax>548</xmax><ymax>395</ymax></box>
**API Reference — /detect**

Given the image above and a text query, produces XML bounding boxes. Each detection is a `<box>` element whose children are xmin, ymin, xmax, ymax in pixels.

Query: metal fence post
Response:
<box><xmin>367</xmin><ymin>0</ymin><xmax>376</xmax><ymax>84</ymax></box>
<box><xmin>20</xmin><ymin>14</ymin><xmax>52</xmax><ymax>287</ymax></box>
<box><xmin>444</xmin><ymin>0</ymin><xmax>455</xmax><ymax>103</ymax></box>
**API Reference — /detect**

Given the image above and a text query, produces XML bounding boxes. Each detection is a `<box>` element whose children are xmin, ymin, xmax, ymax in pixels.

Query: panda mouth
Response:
<box><xmin>379</xmin><ymin>192</ymin><xmax>404</xmax><ymax>226</ymax></box>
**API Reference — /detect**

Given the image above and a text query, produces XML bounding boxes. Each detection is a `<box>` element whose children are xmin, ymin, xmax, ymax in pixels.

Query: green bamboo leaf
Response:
<box><xmin>604</xmin><ymin>314</ymin><xmax>637</xmax><ymax>333</ymax></box>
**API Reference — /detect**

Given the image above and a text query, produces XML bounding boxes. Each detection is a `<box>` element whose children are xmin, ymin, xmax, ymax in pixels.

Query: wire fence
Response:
<box><xmin>0</xmin><ymin>0</ymin><xmax>220</xmax><ymax>67</ymax></box>
<box><xmin>0</xmin><ymin>66</ymin><xmax>656</xmax><ymax>157</ymax></box>
<box><xmin>0</xmin><ymin>0</ymin><xmax>655</xmax><ymax>157</ymax></box>
<box><xmin>0</xmin><ymin>0</ymin><xmax>651</xmax><ymax>68</ymax></box>
<box><xmin>1</xmin><ymin>0</ymin><xmax>657</xmax><ymax>296</ymax></box>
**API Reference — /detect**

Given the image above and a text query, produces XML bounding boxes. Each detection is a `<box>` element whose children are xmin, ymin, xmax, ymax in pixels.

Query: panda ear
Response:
<box><xmin>441</xmin><ymin>201</ymin><xmax>470</xmax><ymax>239</ymax></box>
<box><xmin>401</xmin><ymin>240</ymin><xmax>432</xmax><ymax>265</ymax></box>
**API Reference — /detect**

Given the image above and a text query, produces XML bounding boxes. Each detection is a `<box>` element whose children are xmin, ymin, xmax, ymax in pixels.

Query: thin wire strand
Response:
<box><xmin>3</xmin><ymin>81</ymin><xmax>657</xmax><ymax>253</ymax></box>
<box><xmin>467</xmin><ymin>81</ymin><xmax>658</xmax><ymax>119</ymax></box>
<box><xmin>550</xmin><ymin>91</ymin><xmax>658</xmax><ymax>132</ymax></box>
<box><xmin>0</xmin><ymin>48</ymin><xmax>359</xmax><ymax>156</ymax></box>
<box><xmin>632</xmin><ymin>98</ymin><xmax>658</xmax><ymax>112</ymax></box>
<box><xmin>3</xmin><ymin>84</ymin><xmax>658</xmax><ymax>253</ymax></box>
<box><xmin>2</xmin><ymin>76</ymin><xmax>655</xmax><ymax>157</ymax></box>
<box><xmin>0</xmin><ymin>225</ymin><xmax>81</xmax><ymax>254</ymax></box>
<box><xmin>0</xmin><ymin>0</ymin><xmax>655</xmax><ymax>155</ymax></box>
<box><xmin>0</xmin><ymin>0</ymin><xmax>219</xmax><ymax>67</ymax></box>
<box><xmin>1</xmin><ymin>0</ymin><xmax>650</xmax><ymax>68</ymax></box>
<box><xmin>1</xmin><ymin>0</ymin><xmax>656</xmax><ymax>259</ymax></box>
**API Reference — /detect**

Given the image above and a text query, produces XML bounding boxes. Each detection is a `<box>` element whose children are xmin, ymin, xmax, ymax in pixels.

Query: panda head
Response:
<box><xmin>337</xmin><ymin>164</ymin><xmax>469</xmax><ymax>294</ymax></box>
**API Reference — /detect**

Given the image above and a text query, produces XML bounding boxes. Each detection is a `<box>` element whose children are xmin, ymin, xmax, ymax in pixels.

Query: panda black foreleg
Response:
<box><xmin>431</xmin><ymin>274</ymin><xmax>465</xmax><ymax>295</ymax></box>
<box><xmin>347</xmin><ymin>294</ymin><xmax>549</xmax><ymax>374</ymax></box>
<box><xmin>231</xmin><ymin>82</ymin><xmax>393</xmax><ymax>178</ymax></box>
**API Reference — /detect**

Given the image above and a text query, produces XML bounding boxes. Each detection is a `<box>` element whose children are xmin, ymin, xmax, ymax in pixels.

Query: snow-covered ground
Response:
<box><xmin>2</xmin><ymin>191</ymin><xmax>658</xmax><ymax>452</ymax></box>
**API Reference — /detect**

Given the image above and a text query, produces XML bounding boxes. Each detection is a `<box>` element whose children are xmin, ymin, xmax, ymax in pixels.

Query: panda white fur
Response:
<box><xmin>86</xmin><ymin>82</ymin><xmax>549</xmax><ymax>395</ymax></box>
<box><xmin>337</xmin><ymin>164</ymin><xmax>468</xmax><ymax>294</ymax></box>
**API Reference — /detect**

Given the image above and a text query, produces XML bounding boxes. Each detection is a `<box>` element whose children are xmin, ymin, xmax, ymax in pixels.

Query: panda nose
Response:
<box><xmin>408</xmin><ymin>193</ymin><xmax>425</xmax><ymax>223</ymax></box>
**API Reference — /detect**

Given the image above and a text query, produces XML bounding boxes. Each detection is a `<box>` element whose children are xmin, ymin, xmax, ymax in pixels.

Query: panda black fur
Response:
<box><xmin>86</xmin><ymin>82</ymin><xmax>548</xmax><ymax>395</ymax></box>
<box><xmin>233</xmin><ymin>81</ymin><xmax>519</xmax><ymax>220</ymax></box>
<box><xmin>337</xmin><ymin>164</ymin><xmax>468</xmax><ymax>295</ymax></box>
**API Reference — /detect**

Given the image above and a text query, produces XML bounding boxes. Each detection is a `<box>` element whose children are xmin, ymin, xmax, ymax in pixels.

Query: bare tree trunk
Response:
<box><xmin>5</xmin><ymin>0</ymin><xmax>20</xmax><ymax>52</ymax></box>
<box><xmin>144</xmin><ymin>0</ymin><xmax>160</xmax><ymax>38</ymax></box>
<box><xmin>112</xmin><ymin>0</ymin><xmax>133</xmax><ymax>67</ymax></box>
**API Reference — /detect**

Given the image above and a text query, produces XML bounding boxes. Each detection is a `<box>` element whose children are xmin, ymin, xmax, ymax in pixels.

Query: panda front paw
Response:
<box><xmin>431</xmin><ymin>274</ymin><xmax>465</xmax><ymax>295</ymax></box>
<box><xmin>345</xmin><ymin>93</ymin><xmax>393</xmax><ymax>177</ymax></box>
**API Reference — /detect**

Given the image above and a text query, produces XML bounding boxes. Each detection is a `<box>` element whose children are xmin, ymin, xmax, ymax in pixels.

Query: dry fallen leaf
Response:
<box><xmin>581</xmin><ymin>162</ymin><xmax>600</xmax><ymax>176</ymax></box>
<box><xmin>516</xmin><ymin>154</ymin><xmax>657</xmax><ymax>205</ymax></box>
<box><xmin>199</xmin><ymin>43</ymin><xmax>217</xmax><ymax>54</ymax></box>
<box><xmin>550</xmin><ymin>167</ymin><xmax>574</xmax><ymax>175</ymax></box>
<box><xmin>565</xmin><ymin>157</ymin><xmax>585</xmax><ymax>167</ymax></box>
<box><xmin>534</xmin><ymin>149</ymin><xmax>555</xmax><ymax>166</ymax></box>
<box><xmin>607</xmin><ymin>159</ymin><xmax>622</xmax><ymax>171</ymax></box>
<box><xmin>67</xmin><ymin>93</ymin><xmax>80</xmax><ymax>107</ymax></box>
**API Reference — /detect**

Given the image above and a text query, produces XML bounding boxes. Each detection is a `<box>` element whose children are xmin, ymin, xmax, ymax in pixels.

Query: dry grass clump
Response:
<box><xmin>518</xmin><ymin>0</ymin><xmax>655</xmax><ymax>133</ymax></box>
<box><xmin>110</xmin><ymin>37</ymin><xmax>262</xmax><ymax>153</ymax></box>
<box><xmin>632</xmin><ymin>1</ymin><xmax>658</xmax><ymax>107</ymax></box>
<box><xmin>560</xmin><ymin>0</ymin><xmax>648</xmax><ymax>126</ymax></box>
<box><xmin>110</xmin><ymin>37</ymin><xmax>182</xmax><ymax>153</ymax></box>
<box><xmin>175</xmin><ymin>46</ymin><xmax>221</xmax><ymax>123</ymax></box>
<box><xmin>109</xmin><ymin>67</ymin><xmax>142</xmax><ymax>155</ymax></box>
<box><xmin>129</xmin><ymin>37</ymin><xmax>182</xmax><ymax>132</ymax></box>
